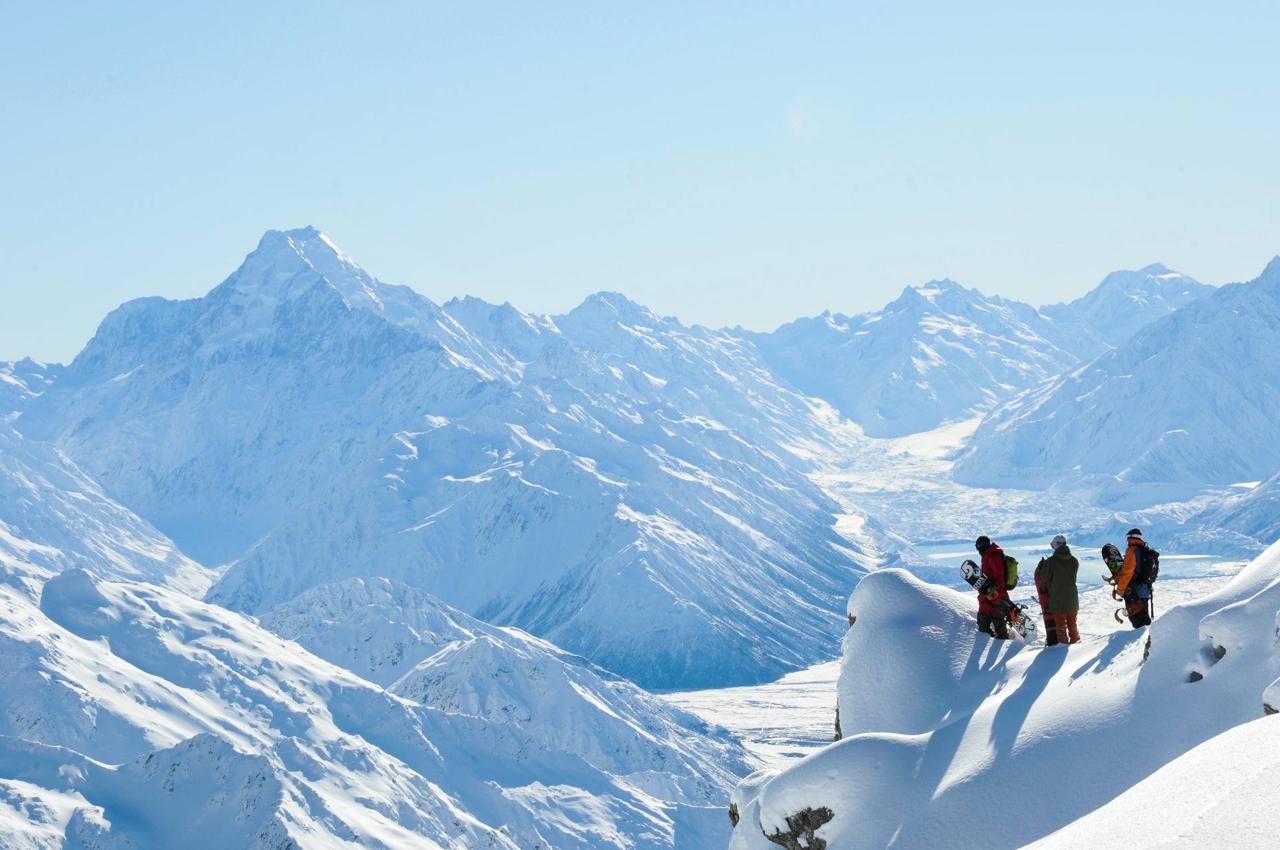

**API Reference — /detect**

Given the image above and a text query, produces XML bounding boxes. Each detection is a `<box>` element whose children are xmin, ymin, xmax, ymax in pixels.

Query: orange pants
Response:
<box><xmin>1053</xmin><ymin>612</ymin><xmax>1080</xmax><ymax>644</ymax></box>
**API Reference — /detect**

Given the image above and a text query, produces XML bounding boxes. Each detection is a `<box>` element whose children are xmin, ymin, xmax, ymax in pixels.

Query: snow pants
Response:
<box><xmin>1038</xmin><ymin>592</ymin><xmax>1058</xmax><ymax>646</ymax></box>
<box><xmin>1052</xmin><ymin>612</ymin><xmax>1079</xmax><ymax>645</ymax></box>
<box><xmin>977</xmin><ymin>610</ymin><xmax>1009</xmax><ymax>640</ymax></box>
<box><xmin>1125</xmin><ymin>590</ymin><xmax>1152</xmax><ymax>628</ymax></box>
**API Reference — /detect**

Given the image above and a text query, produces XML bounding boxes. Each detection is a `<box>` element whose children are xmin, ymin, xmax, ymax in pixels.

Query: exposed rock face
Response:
<box><xmin>764</xmin><ymin>807</ymin><xmax>834</xmax><ymax>850</ymax></box>
<box><xmin>729</xmin><ymin>802</ymin><xmax>740</xmax><ymax>827</ymax></box>
<box><xmin>833</xmin><ymin>706</ymin><xmax>842</xmax><ymax>741</ymax></box>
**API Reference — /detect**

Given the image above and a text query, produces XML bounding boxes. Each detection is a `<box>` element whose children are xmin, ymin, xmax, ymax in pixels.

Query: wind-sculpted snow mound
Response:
<box><xmin>0</xmin><ymin>565</ymin><xmax>752</xmax><ymax>849</ymax></box>
<box><xmin>728</xmin><ymin>544</ymin><xmax>1280</xmax><ymax>849</ymax></box>
<box><xmin>838</xmin><ymin>569</ymin><xmax>985</xmax><ymax>736</ymax></box>
<box><xmin>1026</xmin><ymin>715</ymin><xmax>1280</xmax><ymax>849</ymax></box>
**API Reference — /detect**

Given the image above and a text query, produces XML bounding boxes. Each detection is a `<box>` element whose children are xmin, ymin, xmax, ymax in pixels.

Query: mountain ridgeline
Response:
<box><xmin>751</xmin><ymin>265</ymin><xmax>1211</xmax><ymax>437</ymax></box>
<box><xmin>11</xmin><ymin>226</ymin><xmax>1278</xmax><ymax>694</ymax></box>
<box><xmin>13</xmin><ymin>228</ymin><xmax>883</xmax><ymax>690</ymax></box>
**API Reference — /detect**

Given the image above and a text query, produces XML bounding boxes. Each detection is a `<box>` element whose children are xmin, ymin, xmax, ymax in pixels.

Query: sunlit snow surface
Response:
<box><xmin>663</xmin><ymin>574</ymin><xmax>1235</xmax><ymax>774</ymax></box>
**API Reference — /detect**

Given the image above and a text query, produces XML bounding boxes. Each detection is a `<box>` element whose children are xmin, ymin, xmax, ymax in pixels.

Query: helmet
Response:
<box><xmin>975</xmin><ymin>535</ymin><xmax>991</xmax><ymax>553</ymax></box>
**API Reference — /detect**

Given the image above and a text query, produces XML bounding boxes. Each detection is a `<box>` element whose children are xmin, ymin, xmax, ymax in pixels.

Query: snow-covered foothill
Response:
<box><xmin>0</xmin><ymin>563</ymin><xmax>750</xmax><ymax>849</ymax></box>
<box><xmin>728</xmin><ymin>548</ymin><xmax>1280</xmax><ymax>849</ymax></box>
<box><xmin>262</xmin><ymin>577</ymin><xmax>755</xmax><ymax>804</ymax></box>
<box><xmin>1187</xmin><ymin>469</ymin><xmax>1280</xmax><ymax>554</ymax></box>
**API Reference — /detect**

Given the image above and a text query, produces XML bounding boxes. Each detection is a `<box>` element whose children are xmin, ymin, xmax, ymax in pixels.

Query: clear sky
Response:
<box><xmin>3</xmin><ymin>2</ymin><xmax>1278</xmax><ymax>362</ymax></box>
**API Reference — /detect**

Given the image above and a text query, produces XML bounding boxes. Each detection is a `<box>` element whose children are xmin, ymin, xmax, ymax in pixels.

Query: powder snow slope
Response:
<box><xmin>727</xmin><ymin>550</ymin><xmax>1280</xmax><ymax>849</ymax></box>
<box><xmin>1026</xmin><ymin>714</ymin><xmax>1280</xmax><ymax>850</ymax></box>
<box><xmin>753</xmin><ymin>279</ymin><xmax>1075</xmax><ymax>437</ymax></box>
<box><xmin>957</xmin><ymin>256</ymin><xmax>1280</xmax><ymax>491</ymax></box>
<box><xmin>17</xmin><ymin>228</ymin><xmax>881</xmax><ymax>689</ymax></box>
<box><xmin>0</xmin><ymin>563</ymin><xmax>752</xmax><ymax>850</ymax></box>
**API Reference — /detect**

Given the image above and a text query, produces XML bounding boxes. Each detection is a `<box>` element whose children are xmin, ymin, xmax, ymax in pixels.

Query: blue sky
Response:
<box><xmin>2</xmin><ymin>2</ymin><xmax>1278</xmax><ymax>362</ymax></box>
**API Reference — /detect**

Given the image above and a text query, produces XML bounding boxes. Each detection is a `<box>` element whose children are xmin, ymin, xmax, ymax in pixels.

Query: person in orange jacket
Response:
<box><xmin>1115</xmin><ymin>528</ymin><xmax>1156</xmax><ymax>628</ymax></box>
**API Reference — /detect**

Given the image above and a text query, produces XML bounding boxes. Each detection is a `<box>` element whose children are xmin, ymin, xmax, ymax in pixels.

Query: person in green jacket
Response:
<box><xmin>1037</xmin><ymin>534</ymin><xmax>1080</xmax><ymax>645</ymax></box>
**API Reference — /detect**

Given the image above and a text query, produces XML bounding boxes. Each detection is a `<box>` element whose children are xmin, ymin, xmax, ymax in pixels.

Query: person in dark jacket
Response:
<box><xmin>974</xmin><ymin>535</ymin><xmax>1010</xmax><ymax>640</ymax></box>
<box><xmin>1034</xmin><ymin>554</ymin><xmax>1058</xmax><ymax>647</ymax></box>
<box><xmin>1039</xmin><ymin>534</ymin><xmax>1080</xmax><ymax>645</ymax></box>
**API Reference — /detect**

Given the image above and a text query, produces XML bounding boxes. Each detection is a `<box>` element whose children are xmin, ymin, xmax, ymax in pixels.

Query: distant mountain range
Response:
<box><xmin>957</xmin><ymin>256</ymin><xmax>1280</xmax><ymax>491</ymax></box>
<box><xmin>752</xmin><ymin>265</ymin><xmax>1210</xmax><ymax>437</ymax></box>
<box><xmin>11</xmin><ymin>228</ymin><xmax>883</xmax><ymax>690</ymax></box>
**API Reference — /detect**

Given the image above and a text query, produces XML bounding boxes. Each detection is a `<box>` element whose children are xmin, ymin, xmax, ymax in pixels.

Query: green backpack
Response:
<box><xmin>1004</xmin><ymin>555</ymin><xmax>1019</xmax><ymax>590</ymax></box>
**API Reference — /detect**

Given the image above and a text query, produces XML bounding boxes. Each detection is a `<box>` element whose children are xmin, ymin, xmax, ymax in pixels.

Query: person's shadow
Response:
<box><xmin>990</xmin><ymin>647</ymin><xmax>1068</xmax><ymax>756</ymax></box>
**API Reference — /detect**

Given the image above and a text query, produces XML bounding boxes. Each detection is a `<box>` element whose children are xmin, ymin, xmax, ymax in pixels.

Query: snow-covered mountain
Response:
<box><xmin>727</xmin><ymin>546</ymin><xmax>1280</xmax><ymax>849</ymax></box>
<box><xmin>262</xmin><ymin>577</ymin><xmax>753</xmax><ymax>801</ymax></box>
<box><xmin>1040</xmin><ymin>263</ymin><xmax>1212</xmax><ymax>360</ymax></box>
<box><xmin>16</xmin><ymin>227</ymin><xmax>882</xmax><ymax>689</ymax></box>
<box><xmin>753</xmin><ymin>279</ymin><xmax>1075</xmax><ymax>437</ymax></box>
<box><xmin>957</xmin><ymin>256</ymin><xmax>1280</xmax><ymax>490</ymax></box>
<box><xmin>0</xmin><ymin>561</ymin><xmax>750</xmax><ymax>849</ymax></box>
<box><xmin>1187</xmin><ymin>471</ymin><xmax>1280</xmax><ymax>553</ymax></box>
<box><xmin>0</xmin><ymin>358</ymin><xmax>61</xmax><ymax>420</ymax></box>
<box><xmin>0</xmin><ymin>420</ymin><xmax>210</xmax><ymax>596</ymax></box>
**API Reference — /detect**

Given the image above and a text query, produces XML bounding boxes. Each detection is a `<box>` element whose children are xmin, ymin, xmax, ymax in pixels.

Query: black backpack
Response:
<box><xmin>1134</xmin><ymin>544</ymin><xmax>1160</xmax><ymax>585</ymax></box>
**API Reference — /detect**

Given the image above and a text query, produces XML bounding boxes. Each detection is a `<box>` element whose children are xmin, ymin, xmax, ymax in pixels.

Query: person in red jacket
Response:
<box><xmin>974</xmin><ymin>535</ymin><xmax>1010</xmax><ymax>639</ymax></box>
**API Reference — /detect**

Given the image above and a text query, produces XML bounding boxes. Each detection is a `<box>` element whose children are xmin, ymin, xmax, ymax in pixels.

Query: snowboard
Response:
<box><xmin>961</xmin><ymin>559</ymin><xmax>995</xmax><ymax>595</ymax></box>
<box><xmin>962</xmin><ymin>560</ymin><xmax>1036</xmax><ymax>642</ymax></box>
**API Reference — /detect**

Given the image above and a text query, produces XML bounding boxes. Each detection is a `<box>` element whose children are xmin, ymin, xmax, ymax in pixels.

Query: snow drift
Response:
<box><xmin>728</xmin><ymin>553</ymin><xmax>1280</xmax><ymax>849</ymax></box>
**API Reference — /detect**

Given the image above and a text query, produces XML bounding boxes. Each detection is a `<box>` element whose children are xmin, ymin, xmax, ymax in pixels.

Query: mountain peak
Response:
<box><xmin>566</xmin><ymin>291</ymin><xmax>664</xmax><ymax>326</ymax></box>
<box><xmin>250</xmin><ymin>227</ymin><xmax>358</xmax><ymax>280</ymax></box>
<box><xmin>1259</xmin><ymin>255</ymin><xmax>1280</xmax><ymax>282</ymax></box>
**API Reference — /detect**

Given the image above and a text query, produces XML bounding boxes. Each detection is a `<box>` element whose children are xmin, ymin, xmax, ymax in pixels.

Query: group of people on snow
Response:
<box><xmin>972</xmin><ymin>529</ymin><xmax>1159</xmax><ymax>645</ymax></box>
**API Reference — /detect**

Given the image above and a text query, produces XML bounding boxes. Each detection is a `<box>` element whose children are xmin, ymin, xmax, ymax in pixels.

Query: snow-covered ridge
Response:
<box><xmin>0</xmin><ymin>420</ymin><xmax>210</xmax><ymax>596</ymax></box>
<box><xmin>1040</xmin><ymin>262</ymin><xmax>1213</xmax><ymax>359</ymax></box>
<box><xmin>727</xmin><ymin>549</ymin><xmax>1280</xmax><ymax>849</ymax></box>
<box><xmin>0</xmin><ymin>562</ymin><xmax>752</xmax><ymax>849</ymax></box>
<box><xmin>750</xmin><ymin>266</ymin><xmax>1209</xmax><ymax>438</ymax></box>
<box><xmin>260</xmin><ymin>574</ymin><xmax>755</xmax><ymax>806</ymax></box>
<box><xmin>752</xmin><ymin>278</ymin><xmax>1076</xmax><ymax>437</ymax></box>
